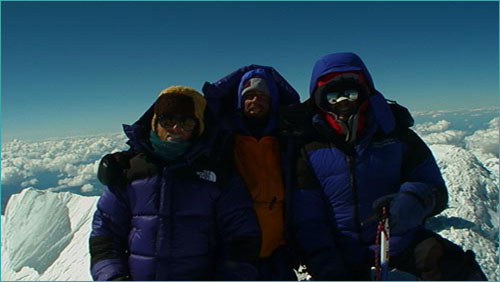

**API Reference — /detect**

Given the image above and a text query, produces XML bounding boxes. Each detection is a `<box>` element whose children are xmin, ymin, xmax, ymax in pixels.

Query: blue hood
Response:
<box><xmin>310</xmin><ymin>52</ymin><xmax>395</xmax><ymax>134</ymax></box>
<box><xmin>237</xmin><ymin>68</ymin><xmax>280</xmax><ymax>113</ymax></box>
<box><xmin>202</xmin><ymin>65</ymin><xmax>300</xmax><ymax>135</ymax></box>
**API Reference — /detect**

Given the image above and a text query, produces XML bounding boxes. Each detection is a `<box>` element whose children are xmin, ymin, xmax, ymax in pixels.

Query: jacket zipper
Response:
<box><xmin>346</xmin><ymin>154</ymin><xmax>362</xmax><ymax>237</ymax></box>
<box><xmin>157</xmin><ymin>169</ymin><xmax>173</xmax><ymax>280</ymax></box>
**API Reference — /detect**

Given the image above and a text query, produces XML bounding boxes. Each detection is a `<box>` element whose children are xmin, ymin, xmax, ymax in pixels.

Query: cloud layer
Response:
<box><xmin>1</xmin><ymin>133</ymin><xmax>128</xmax><ymax>197</ymax></box>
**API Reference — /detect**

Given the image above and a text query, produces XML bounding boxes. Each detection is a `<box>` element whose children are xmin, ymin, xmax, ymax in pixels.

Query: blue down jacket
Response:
<box><xmin>292</xmin><ymin>53</ymin><xmax>448</xmax><ymax>279</ymax></box>
<box><xmin>90</xmin><ymin>103</ymin><xmax>261</xmax><ymax>280</ymax></box>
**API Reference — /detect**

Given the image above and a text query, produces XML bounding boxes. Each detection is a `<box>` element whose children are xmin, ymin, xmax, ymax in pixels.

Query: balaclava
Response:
<box><xmin>315</xmin><ymin>71</ymin><xmax>371</xmax><ymax>143</ymax></box>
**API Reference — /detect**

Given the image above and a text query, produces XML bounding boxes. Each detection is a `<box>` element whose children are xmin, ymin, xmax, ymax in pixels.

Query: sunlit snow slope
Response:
<box><xmin>1</xmin><ymin>189</ymin><xmax>98</xmax><ymax>281</ymax></box>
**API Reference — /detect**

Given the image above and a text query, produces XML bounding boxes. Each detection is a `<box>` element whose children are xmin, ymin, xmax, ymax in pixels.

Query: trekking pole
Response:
<box><xmin>374</xmin><ymin>206</ymin><xmax>390</xmax><ymax>281</ymax></box>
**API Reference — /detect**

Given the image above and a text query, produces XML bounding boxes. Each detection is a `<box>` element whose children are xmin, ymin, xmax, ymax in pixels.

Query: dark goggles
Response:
<box><xmin>157</xmin><ymin>115</ymin><xmax>197</xmax><ymax>131</ymax></box>
<box><xmin>325</xmin><ymin>89</ymin><xmax>360</xmax><ymax>104</ymax></box>
<box><xmin>315</xmin><ymin>78</ymin><xmax>368</xmax><ymax>109</ymax></box>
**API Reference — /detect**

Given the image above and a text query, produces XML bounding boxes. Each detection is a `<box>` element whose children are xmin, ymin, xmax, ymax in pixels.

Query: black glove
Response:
<box><xmin>124</xmin><ymin>153</ymin><xmax>160</xmax><ymax>181</ymax></box>
<box><xmin>279</xmin><ymin>99</ymin><xmax>316</xmax><ymax>137</ymax></box>
<box><xmin>97</xmin><ymin>150</ymin><xmax>159</xmax><ymax>186</ymax></box>
<box><xmin>373</xmin><ymin>182</ymin><xmax>436</xmax><ymax>235</ymax></box>
<box><xmin>97</xmin><ymin>151</ymin><xmax>135</xmax><ymax>186</ymax></box>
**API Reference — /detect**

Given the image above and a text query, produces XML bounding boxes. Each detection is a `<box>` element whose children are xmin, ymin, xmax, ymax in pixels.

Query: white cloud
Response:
<box><xmin>80</xmin><ymin>184</ymin><xmax>94</xmax><ymax>193</ymax></box>
<box><xmin>412</xmin><ymin>106</ymin><xmax>498</xmax><ymax>118</ymax></box>
<box><xmin>1</xmin><ymin>166</ymin><xmax>24</xmax><ymax>186</ymax></box>
<box><xmin>413</xmin><ymin>120</ymin><xmax>467</xmax><ymax>146</ymax></box>
<box><xmin>414</xmin><ymin>120</ymin><xmax>452</xmax><ymax>133</ymax></box>
<box><xmin>465</xmin><ymin>117</ymin><xmax>499</xmax><ymax>156</ymax></box>
<box><xmin>21</xmin><ymin>179</ymin><xmax>39</xmax><ymax>188</ymax></box>
<box><xmin>420</xmin><ymin>130</ymin><xmax>468</xmax><ymax>146</ymax></box>
<box><xmin>1</xmin><ymin>133</ymin><xmax>128</xmax><ymax>194</ymax></box>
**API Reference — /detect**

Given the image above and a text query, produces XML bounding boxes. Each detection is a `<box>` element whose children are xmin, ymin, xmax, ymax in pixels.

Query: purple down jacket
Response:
<box><xmin>89</xmin><ymin>103</ymin><xmax>261</xmax><ymax>281</ymax></box>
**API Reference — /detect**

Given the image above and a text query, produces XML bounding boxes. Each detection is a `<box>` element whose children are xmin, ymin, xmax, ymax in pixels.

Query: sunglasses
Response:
<box><xmin>325</xmin><ymin>89</ymin><xmax>359</xmax><ymax>105</ymax></box>
<box><xmin>157</xmin><ymin>115</ymin><xmax>197</xmax><ymax>131</ymax></box>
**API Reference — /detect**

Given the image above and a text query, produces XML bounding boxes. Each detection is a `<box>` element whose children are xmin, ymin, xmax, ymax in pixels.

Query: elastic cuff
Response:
<box><xmin>91</xmin><ymin>259</ymin><xmax>128</xmax><ymax>281</ymax></box>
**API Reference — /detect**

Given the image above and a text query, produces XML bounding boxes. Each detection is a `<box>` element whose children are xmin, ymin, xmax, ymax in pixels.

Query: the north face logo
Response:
<box><xmin>196</xmin><ymin>170</ymin><xmax>217</xmax><ymax>183</ymax></box>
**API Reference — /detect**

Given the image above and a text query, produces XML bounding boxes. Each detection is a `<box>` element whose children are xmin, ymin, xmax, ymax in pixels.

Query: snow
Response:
<box><xmin>1</xmin><ymin>114</ymin><xmax>498</xmax><ymax>281</ymax></box>
<box><xmin>427</xmin><ymin>145</ymin><xmax>498</xmax><ymax>280</ymax></box>
<box><xmin>1</xmin><ymin>189</ymin><xmax>99</xmax><ymax>281</ymax></box>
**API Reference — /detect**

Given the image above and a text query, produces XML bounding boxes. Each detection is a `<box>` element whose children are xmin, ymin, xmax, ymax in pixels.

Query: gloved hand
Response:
<box><xmin>97</xmin><ymin>150</ymin><xmax>160</xmax><ymax>186</ymax></box>
<box><xmin>124</xmin><ymin>153</ymin><xmax>159</xmax><ymax>181</ymax></box>
<box><xmin>278</xmin><ymin>98</ymin><xmax>316</xmax><ymax>137</ymax></box>
<box><xmin>373</xmin><ymin>182</ymin><xmax>436</xmax><ymax>235</ymax></box>
<box><xmin>97</xmin><ymin>151</ymin><xmax>135</xmax><ymax>186</ymax></box>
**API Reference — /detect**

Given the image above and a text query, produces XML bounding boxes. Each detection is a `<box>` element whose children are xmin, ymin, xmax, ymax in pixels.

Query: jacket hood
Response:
<box><xmin>309</xmin><ymin>52</ymin><xmax>375</xmax><ymax>95</ymax></box>
<box><xmin>236</xmin><ymin>68</ymin><xmax>279</xmax><ymax>112</ymax></box>
<box><xmin>310</xmin><ymin>52</ymin><xmax>395</xmax><ymax>134</ymax></box>
<box><xmin>202</xmin><ymin>65</ymin><xmax>300</xmax><ymax>135</ymax></box>
<box><xmin>122</xmin><ymin>86</ymin><xmax>212</xmax><ymax>165</ymax></box>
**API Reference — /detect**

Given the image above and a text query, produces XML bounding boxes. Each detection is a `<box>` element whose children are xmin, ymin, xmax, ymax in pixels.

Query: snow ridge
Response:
<box><xmin>1</xmin><ymin>189</ymin><xmax>98</xmax><ymax>281</ymax></box>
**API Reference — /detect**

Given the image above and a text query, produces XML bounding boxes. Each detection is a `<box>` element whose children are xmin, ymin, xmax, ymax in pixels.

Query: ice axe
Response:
<box><xmin>371</xmin><ymin>194</ymin><xmax>396</xmax><ymax>281</ymax></box>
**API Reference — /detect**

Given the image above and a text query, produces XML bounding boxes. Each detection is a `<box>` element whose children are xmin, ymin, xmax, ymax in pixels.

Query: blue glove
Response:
<box><xmin>373</xmin><ymin>182</ymin><xmax>436</xmax><ymax>235</ymax></box>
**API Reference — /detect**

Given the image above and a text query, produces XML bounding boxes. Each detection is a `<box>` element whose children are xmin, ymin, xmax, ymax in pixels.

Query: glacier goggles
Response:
<box><xmin>325</xmin><ymin>89</ymin><xmax>360</xmax><ymax>105</ymax></box>
<box><xmin>315</xmin><ymin>78</ymin><xmax>368</xmax><ymax>109</ymax></box>
<box><xmin>157</xmin><ymin>115</ymin><xmax>197</xmax><ymax>131</ymax></box>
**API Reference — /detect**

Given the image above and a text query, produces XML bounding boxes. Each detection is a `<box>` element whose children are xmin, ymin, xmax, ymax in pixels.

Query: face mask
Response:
<box><xmin>315</xmin><ymin>77</ymin><xmax>368</xmax><ymax>114</ymax></box>
<box><xmin>149</xmin><ymin>130</ymin><xmax>192</xmax><ymax>161</ymax></box>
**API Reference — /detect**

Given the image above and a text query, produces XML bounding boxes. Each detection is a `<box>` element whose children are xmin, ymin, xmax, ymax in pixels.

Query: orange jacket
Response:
<box><xmin>233</xmin><ymin>135</ymin><xmax>285</xmax><ymax>258</ymax></box>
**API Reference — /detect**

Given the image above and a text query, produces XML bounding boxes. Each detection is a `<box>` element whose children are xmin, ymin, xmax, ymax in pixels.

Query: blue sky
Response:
<box><xmin>1</xmin><ymin>1</ymin><xmax>498</xmax><ymax>141</ymax></box>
